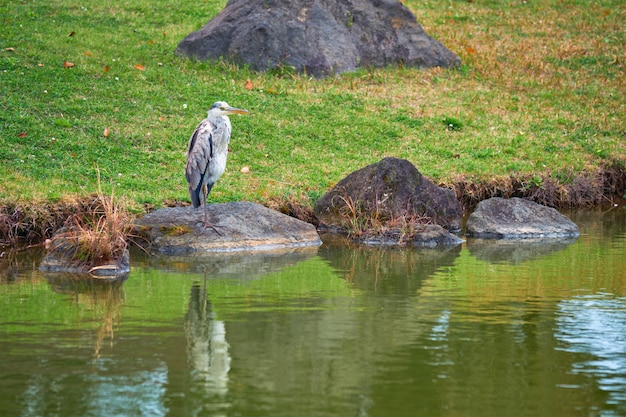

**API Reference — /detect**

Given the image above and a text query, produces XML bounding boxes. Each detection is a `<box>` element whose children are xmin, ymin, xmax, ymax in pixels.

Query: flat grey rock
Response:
<box><xmin>466</xmin><ymin>197</ymin><xmax>580</xmax><ymax>239</ymax></box>
<box><xmin>135</xmin><ymin>202</ymin><xmax>322</xmax><ymax>254</ymax></box>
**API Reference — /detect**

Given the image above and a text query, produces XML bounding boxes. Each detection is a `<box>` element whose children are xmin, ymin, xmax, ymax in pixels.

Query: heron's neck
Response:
<box><xmin>208</xmin><ymin>115</ymin><xmax>229</xmax><ymax>126</ymax></box>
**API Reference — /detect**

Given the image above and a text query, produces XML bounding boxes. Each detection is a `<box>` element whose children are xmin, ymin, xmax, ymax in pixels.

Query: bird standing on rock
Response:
<box><xmin>185</xmin><ymin>101</ymin><xmax>249</xmax><ymax>234</ymax></box>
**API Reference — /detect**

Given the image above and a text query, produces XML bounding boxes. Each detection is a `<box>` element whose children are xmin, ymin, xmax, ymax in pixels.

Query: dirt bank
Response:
<box><xmin>1</xmin><ymin>167</ymin><xmax>625</xmax><ymax>247</ymax></box>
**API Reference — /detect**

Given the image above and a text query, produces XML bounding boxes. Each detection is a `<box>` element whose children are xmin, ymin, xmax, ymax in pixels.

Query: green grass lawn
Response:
<box><xmin>1</xmin><ymin>0</ymin><xmax>624</xmax><ymax>214</ymax></box>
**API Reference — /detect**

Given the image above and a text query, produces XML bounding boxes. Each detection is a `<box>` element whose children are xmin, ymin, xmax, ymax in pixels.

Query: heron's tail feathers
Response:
<box><xmin>189</xmin><ymin>185</ymin><xmax>202</xmax><ymax>208</ymax></box>
<box><xmin>189</xmin><ymin>183</ymin><xmax>213</xmax><ymax>208</ymax></box>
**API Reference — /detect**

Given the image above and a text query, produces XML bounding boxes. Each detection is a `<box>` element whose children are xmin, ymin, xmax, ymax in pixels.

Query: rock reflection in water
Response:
<box><xmin>218</xmin><ymin>239</ymin><xmax>461</xmax><ymax>416</ymax></box>
<box><xmin>318</xmin><ymin>235</ymin><xmax>462</xmax><ymax>294</ymax></box>
<box><xmin>132</xmin><ymin>246</ymin><xmax>319</xmax><ymax>280</ymax></box>
<box><xmin>466</xmin><ymin>237</ymin><xmax>578</xmax><ymax>265</ymax></box>
<box><xmin>44</xmin><ymin>273</ymin><xmax>127</xmax><ymax>358</ymax></box>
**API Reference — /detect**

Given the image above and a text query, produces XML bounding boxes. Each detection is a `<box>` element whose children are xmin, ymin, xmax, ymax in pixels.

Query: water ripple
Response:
<box><xmin>555</xmin><ymin>293</ymin><xmax>626</xmax><ymax>409</ymax></box>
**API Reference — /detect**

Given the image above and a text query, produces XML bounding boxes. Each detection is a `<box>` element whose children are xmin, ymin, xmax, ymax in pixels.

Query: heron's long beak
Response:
<box><xmin>226</xmin><ymin>107</ymin><xmax>249</xmax><ymax>115</ymax></box>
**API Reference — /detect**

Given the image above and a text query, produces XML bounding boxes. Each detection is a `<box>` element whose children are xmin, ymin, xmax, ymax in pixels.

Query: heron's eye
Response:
<box><xmin>220</xmin><ymin>106</ymin><xmax>226</xmax><ymax>110</ymax></box>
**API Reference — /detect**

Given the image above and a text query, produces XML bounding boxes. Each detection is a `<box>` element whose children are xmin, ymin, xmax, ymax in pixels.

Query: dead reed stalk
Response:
<box><xmin>49</xmin><ymin>170</ymin><xmax>134</xmax><ymax>267</ymax></box>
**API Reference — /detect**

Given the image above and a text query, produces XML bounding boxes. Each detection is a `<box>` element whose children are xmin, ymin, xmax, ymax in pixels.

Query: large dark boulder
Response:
<box><xmin>314</xmin><ymin>157</ymin><xmax>463</xmax><ymax>233</ymax></box>
<box><xmin>176</xmin><ymin>0</ymin><xmax>460</xmax><ymax>77</ymax></box>
<box><xmin>466</xmin><ymin>197</ymin><xmax>580</xmax><ymax>239</ymax></box>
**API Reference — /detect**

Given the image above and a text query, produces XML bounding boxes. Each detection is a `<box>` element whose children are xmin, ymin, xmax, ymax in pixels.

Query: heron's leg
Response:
<box><xmin>201</xmin><ymin>184</ymin><xmax>209</xmax><ymax>224</ymax></box>
<box><xmin>201</xmin><ymin>183</ymin><xmax>222</xmax><ymax>236</ymax></box>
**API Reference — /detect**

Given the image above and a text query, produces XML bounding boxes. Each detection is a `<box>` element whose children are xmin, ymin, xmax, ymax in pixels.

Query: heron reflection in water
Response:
<box><xmin>185</xmin><ymin>273</ymin><xmax>230</xmax><ymax>395</ymax></box>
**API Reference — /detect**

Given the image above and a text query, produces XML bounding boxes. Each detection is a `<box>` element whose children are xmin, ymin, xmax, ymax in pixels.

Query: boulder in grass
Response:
<box><xmin>176</xmin><ymin>0</ymin><xmax>460</xmax><ymax>77</ymax></box>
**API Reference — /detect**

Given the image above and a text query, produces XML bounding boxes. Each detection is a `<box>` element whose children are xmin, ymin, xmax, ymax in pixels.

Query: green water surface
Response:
<box><xmin>1</xmin><ymin>207</ymin><xmax>625</xmax><ymax>417</ymax></box>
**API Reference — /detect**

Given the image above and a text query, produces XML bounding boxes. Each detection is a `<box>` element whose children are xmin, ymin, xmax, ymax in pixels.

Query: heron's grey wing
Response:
<box><xmin>185</xmin><ymin>120</ymin><xmax>215</xmax><ymax>207</ymax></box>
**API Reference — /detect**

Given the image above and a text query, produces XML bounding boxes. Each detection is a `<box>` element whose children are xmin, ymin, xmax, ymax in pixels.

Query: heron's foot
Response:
<box><xmin>202</xmin><ymin>221</ymin><xmax>223</xmax><ymax>236</ymax></box>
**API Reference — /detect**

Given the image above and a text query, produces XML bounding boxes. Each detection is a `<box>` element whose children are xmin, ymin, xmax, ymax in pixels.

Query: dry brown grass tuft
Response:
<box><xmin>34</xmin><ymin>169</ymin><xmax>141</xmax><ymax>269</ymax></box>
<box><xmin>329</xmin><ymin>192</ymin><xmax>433</xmax><ymax>241</ymax></box>
<box><xmin>53</xmin><ymin>191</ymin><xmax>133</xmax><ymax>266</ymax></box>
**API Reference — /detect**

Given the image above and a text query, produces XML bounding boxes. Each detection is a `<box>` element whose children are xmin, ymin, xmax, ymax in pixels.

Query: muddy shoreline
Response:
<box><xmin>1</xmin><ymin>167</ymin><xmax>625</xmax><ymax>246</ymax></box>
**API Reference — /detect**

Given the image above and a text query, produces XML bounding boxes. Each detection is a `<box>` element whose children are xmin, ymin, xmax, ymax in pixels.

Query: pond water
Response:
<box><xmin>1</xmin><ymin>207</ymin><xmax>625</xmax><ymax>417</ymax></box>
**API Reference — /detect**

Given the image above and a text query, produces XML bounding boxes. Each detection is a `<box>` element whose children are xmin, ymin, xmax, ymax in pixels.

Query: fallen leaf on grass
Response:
<box><xmin>103</xmin><ymin>127</ymin><xmax>110</xmax><ymax>137</ymax></box>
<box><xmin>18</xmin><ymin>132</ymin><xmax>27</xmax><ymax>138</ymax></box>
<box><xmin>85</xmin><ymin>51</ymin><xmax>92</xmax><ymax>57</ymax></box>
<box><xmin>245</xmin><ymin>79</ymin><xmax>253</xmax><ymax>90</ymax></box>
<box><xmin>240</xmin><ymin>166</ymin><xmax>250</xmax><ymax>174</ymax></box>
<box><xmin>5</xmin><ymin>47</ymin><xmax>15</xmax><ymax>52</ymax></box>
<box><xmin>134</xmin><ymin>64</ymin><xmax>145</xmax><ymax>71</ymax></box>
<box><xmin>68</xmin><ymin>31</ymin><xmax>76</xmax><ymax>37</ymax></box>
<box><xmin>391</xmin><ymin>17</ymin><xmax>403</xmax><ymax>29</ymax></box>
<box><xmin>63</xmin><ymin>61</ymin><xmax>75</xmax><ymax>68</ymax></box>
<box><xmin>103</xmin><ymin>65</ymin><xmax>110</xmax><ymax>72</ymax></box>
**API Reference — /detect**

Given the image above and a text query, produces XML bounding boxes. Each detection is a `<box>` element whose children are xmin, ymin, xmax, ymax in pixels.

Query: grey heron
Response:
<box><xmin>185</xmin><ymin>101</ymin><xmax>249</xmax><ymax>233</ymax></box>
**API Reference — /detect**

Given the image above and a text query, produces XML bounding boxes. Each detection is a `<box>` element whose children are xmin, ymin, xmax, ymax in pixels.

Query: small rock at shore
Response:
<box><xmin>466</xmin><ymin>197</ymin><xmax>580</xmax><ymax>239</ymax></box>
<box><xmin>135</xmin><ymin>202</ymin><xmax>322</xmax><ymax>254</ymax></box>
<box><xmin>39</xmin><ymin>240</ymin><xmax>130</xmax><ymax>278</ymax></box>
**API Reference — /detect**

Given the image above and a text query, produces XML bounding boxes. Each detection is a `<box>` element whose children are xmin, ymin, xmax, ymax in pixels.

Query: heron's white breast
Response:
<box><xmin>207</xmin><ymin>152</ymin><xmax>227</xmax><ymax>184</ymax></box>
